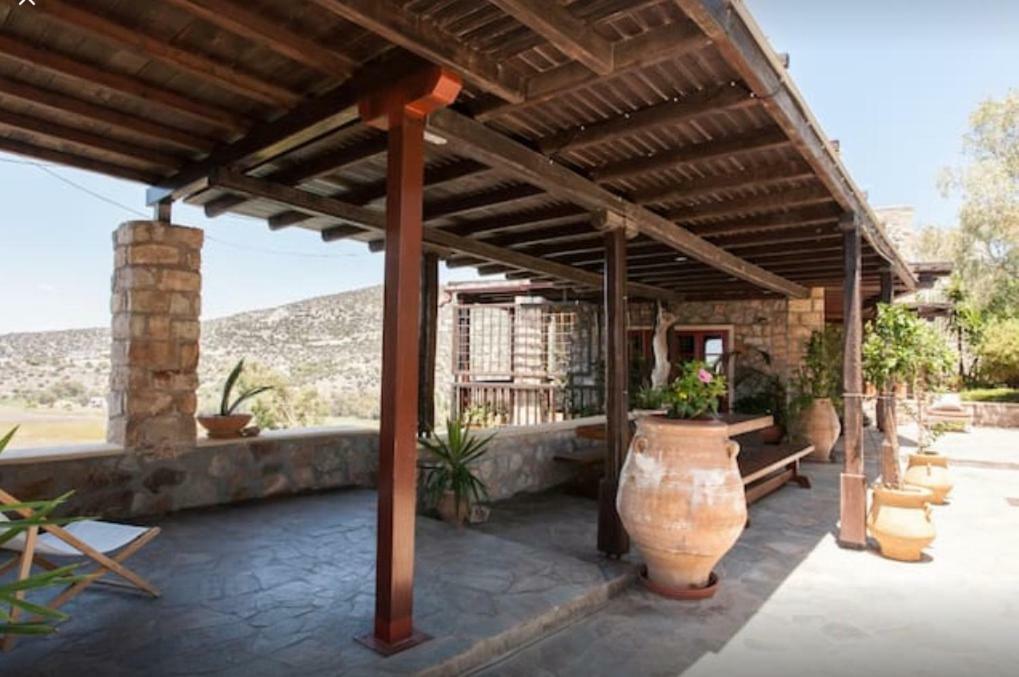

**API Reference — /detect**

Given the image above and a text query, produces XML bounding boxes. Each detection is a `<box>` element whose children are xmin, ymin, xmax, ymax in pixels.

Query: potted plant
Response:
<box><xmin>630</xmin><ymin>382</ymin><xmax>668</xmax><ymax>415</ymax></box>
<box><xmin>418</xmin><ymin>417</ymin><xmax>494</xmax><ymax>527</ymax></box>
<box><xmin>863</xmin><ymin>304</ymin><xmax>955</xmax><ymax>560</ymax></box>
<box><xmin>197</xmin><ymin>359</ymin><xmax>272</xmax><ymax>439</ymax></box>
<box><xmin>616</xmin><ymin>361</ymin><xmax>745</xmax><ymax>598</ymax></box>
<box><xmin>793</xmin><ymin>326</ymin><xmax>843</xmax><ymax>462</ymax></box>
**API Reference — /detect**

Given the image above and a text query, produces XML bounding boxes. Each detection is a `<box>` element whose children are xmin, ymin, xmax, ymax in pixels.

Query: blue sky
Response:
<box><xmin>1</xmin><ymin>1</ymin><xmax>1017</xmax><ymax>334</ymax></box>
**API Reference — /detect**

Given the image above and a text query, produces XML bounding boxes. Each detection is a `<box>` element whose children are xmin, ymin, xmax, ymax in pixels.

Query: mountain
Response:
<box><xmin>0</xmin><ymin>285</ymin><xmax>453</xmax><ymax>419</ymax></box>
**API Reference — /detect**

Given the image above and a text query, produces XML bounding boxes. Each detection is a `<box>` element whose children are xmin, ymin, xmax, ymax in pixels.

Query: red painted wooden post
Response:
<box><xmin>839</xmin><ymin>213</ymin><xmax>867</xmax><ymax>549</ymax></box>
<box><xmin>356</xmin><ymin>67</ymin><xmax>461</xmax><ymax>655</ymax></box>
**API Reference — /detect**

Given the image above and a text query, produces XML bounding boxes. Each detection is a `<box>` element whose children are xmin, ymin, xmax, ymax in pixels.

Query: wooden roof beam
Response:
<box><xmin>668</xmin><ymin>185</ymin><xmax>834</xmax><ymax>222</ymax></box>
<box><xmin>428</xmin><ymin>108</ymin><xmax>809</xmax><ymax>298</ymax></box>
<box><xmin>0</xmin><ymin>34</ymin><xmax>247</xmax><ymax>135</ymax></box>
<box><xmin>424</xmin><ymin>184</ymin><xmax>544</xmax><ymax>221</ymax></box>
<box><xmin>341</xmin><ymin>159</ymin><xmax>488</xmax><ymax>206</ymax></box>
<box><xmin>0</xmin><ymin>76</ymin><xmax>215</xmax><ymax>154</ymax></box>
<box><xmin>36</xmin><ymin>0</ymin><xmax>299</xmax><ymax>108</ymax></box>
<box><xmin>310</xmin><ymin>0</ymin><xmax>525</xmax><ymax>103</ymax></box>
<box><xmin>591</xmin><ymin>126</ymin><xmax>790</xmax><ymax>182</ymax></box>
<box><xmin>674</xmin><ymin>0</ymin><xmax>916</xmax><ymax>289</ymax></box>
<box><xmin>631</xmin><ymin>161</ymin><xmax>815</xmax><ymax>205</ymax></box>
<box><xmin>0</xmin><ymin>137</ymin><xmax>159</xmax><ymax>184</ymax></box>
<box><xmin>165</xmin><ymin>0</ymin><xmax>358</xmax><ymax>75</ymax></box>
<box><xmin>489</xmin><ymin>0</ymin><xmax>614</xmax><ymax>75</ymax></box>
<box><xmin>441</xmin><ymin>204</ymin><xmax>586</xmax><ymax>238</ymax></box>
<box><xmin>683</xmin><ymin>205</ymin><xmax>840</xmax><ymax>237</ymax></box>
<box><xmin>206</xmin><ymin>170</ymin><xmax>680</xmax><ymax>302</ymax></box>
<box><xmin>538</xmin><ymin>83</ymin><xmax>755</xmax><ymax>154</ymax></box>
<box><xmin>475</xmin><ymin>21</ymin><xmax>712</xmax><ymax>120</ymax></box>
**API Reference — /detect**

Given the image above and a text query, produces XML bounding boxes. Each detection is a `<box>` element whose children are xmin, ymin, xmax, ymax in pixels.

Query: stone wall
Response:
<box><xmin>970</xmin><ymin>402</ymin><xmax>1019</xmax><ymax>428</ymax></box>
<box><xmin>0</xmin><ymin>420</ymin><xmax>600</xmax><ymax>519</ymax></box>
<box><xmin>658</xmin><ymin>287</ymin><xmax>826</xmax><ymax>384</ymax></box>
<box><xmin>107</xmin><ymin>221</ymin><xmax>203</xmax><ymax>455</ymax></box>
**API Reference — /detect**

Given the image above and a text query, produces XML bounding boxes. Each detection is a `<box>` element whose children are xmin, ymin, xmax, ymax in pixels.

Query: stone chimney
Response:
<box><xmin>874</xmin><ymin>206</ymin><xmax>916</xmax><ymax>261</ymax></box>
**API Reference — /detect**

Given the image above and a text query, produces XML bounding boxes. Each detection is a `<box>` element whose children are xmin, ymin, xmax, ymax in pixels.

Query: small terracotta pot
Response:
<box><xmin>436</xmin><ymin>490</ymin><xmax>470</xmax><ymax>527</ymax></box>
<box><xmin>617</xmin><ymin>416</ymin><xmax>746</xmax><ymax>595</ymax></box>
<box><xmin>903</xmin><ymin>453</ymin><xmax>953</xmax><ymax>505</ymax></box>
<box><xmin>197</xmin><ymin>414</ymin><xmax>252</xmax><ymax>439</ymax></box>
<box><xmin>801</xmin><ymin>398</ymin><xmax>841</xmax><ymax>462</ymax></box>
<box><xmin>868</xmin><ymin>485</ymin><xmax>936</xmax><ymax>561</ymax></box>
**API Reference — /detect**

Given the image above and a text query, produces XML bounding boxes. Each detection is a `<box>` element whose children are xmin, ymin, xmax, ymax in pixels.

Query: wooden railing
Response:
<box><xmin>451</xmin><ymin>382</ymin><xmax>603</xmax><ymax>427</ymax></box>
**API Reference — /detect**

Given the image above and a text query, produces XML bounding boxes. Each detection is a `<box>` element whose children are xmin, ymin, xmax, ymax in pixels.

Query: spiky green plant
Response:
<box><xmin>218</xmin><ymin>359</ymin><xmax>272</xmax><ymax>416</ymax></box>
<box><xmin>418</xmin><ymin>418</ymin><xmax>494</xmax><ymax>519</ymax></box>
<box><xmin>0</xmin><ymin>427</ymin><xmax>82</xmax><ymax>637</ymax></box>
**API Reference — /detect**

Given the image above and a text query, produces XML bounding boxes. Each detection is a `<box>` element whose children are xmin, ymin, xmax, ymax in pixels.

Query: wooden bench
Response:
<box><xmin>735</xmin><ymin>438</ymin><xmax>814</xmax><ymax>506</ymax></box>
<box><xmin>553</xmin><ymin>447</ymin><xmax>604</xmax><ymax>498</ymax></box>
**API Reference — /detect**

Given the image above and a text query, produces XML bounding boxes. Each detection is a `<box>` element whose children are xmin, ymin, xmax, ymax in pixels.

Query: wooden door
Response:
<box><xmin>668</xmin><ymin>328</ymin><xmax>730</xmax><ymax>411</ymax></box>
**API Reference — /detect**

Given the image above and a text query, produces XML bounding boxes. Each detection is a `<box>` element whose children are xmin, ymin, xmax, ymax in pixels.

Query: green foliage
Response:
<box><xmin>734</xmin><ymin>374</ymin><xmax>788</xmax><ymax>430</ymax></box>
<box><xmin>217</xmin><ymin>359</ymin><xmax>272</xmax><ymax>417</ymax></box>
<box><xmin>977</xmin><ymin>318</ymin><xmax>1019</xmax><ymax>387</ymax></box>
<box><xmin>0</xmin><ymin>427</ymin><xmax>82</xmax><ymax>637</ymax></box>
<box><xmin>662</xmin><ymin>360</ymin><xmax>727</xmax><ymax>420</ymax></box>
<box><xmin>234</xmin><ymin>361</ymin><xmax>327</xmax><ymax>430</ymax></box>
<box><xmin>418</xmin><ymin>418</ymin><xmax>493</xmax><ymax>516</ymax></box>
<box><xmin>864</xmin><ymin>304</ymin><xmax>956</xmax><ymax>398</ymax></box>
<box><xmin>632</xmin><ymin>384</ymin><xmax>667</xmax><ymax>410</ymax></box>
<box><xmin>795</xmin><ymin>326</ymin><xmax>843</xmax><ymax>404</ymax></box>
<box><xmin>961</xmin><ymin>387</ymin><xmax>1019</xmax><ymax>403</ymax></box>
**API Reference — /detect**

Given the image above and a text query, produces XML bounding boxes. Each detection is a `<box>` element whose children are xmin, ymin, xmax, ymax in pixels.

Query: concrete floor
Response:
<box><xmin>477</xmin><ymin>427</ymin><xmax>1019</xmax><ymax>677</ymax></box>
<box><xmin>3</xmin><ymin>426</ymin><xmax>1017</xmax><ymax>676</ymax></box>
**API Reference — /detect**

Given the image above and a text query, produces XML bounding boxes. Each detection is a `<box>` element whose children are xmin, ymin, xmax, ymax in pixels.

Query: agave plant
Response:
<box><xmin>0</xmin><ymin>427</ymin><xmax>82</xmax><ymax>637</ymax></box>
<box><xmin>218</xmin><ymin>359</ymin><xmax>272</xmax><ymax>416</ymax></box>
<box><xmin>418</xmin><ymin>418</ymin><xmax>493</xmax><ymax>519</ymax></box>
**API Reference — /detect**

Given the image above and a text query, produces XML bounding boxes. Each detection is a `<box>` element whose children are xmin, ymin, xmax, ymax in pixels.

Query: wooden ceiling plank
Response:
<box><xmin>476</xmin><ymin>21</ymin><xmax>711</xmax><ymax>120</ymax></box>
<box><xmin>342</xmin><ymin>159</ymin><xmax>487</xmax><ymax>206</ymax></box>
<box><xmin>165</xmin><ymin>0</ymin><xmax>357</xmax><ymax>74</ymax></box>
<box><xmin>591</xmin><ymin>126</ymin><xmax>790</xmax><ymax>182</ymax></box>
<box><xmin>0</xmin><ymin>34</ymin><xmax>247</xmax><ymax>134</ymax></box>
<box><xmin>0</xmin><ymin>76</ymin><xmax>215</xmax><ymax>153</ymax></box>
<box><xmin>488</xmin><ymin>0</ymin><xmax>614</xmax><ymax>75</ymax></box>
<box><xmin>441</xmin><ymin>204</ymin><xmax>586</xmax><ymax>238</ymax></box>
<box><xmin>310</xmin><ymin>0</ymin><xmax>525</xmax><ymax>103</ymax></box>
<box><xmin>208</xmin><ymin>169</ymin><xmax>679</xmax><ymax>302</ymax></box>
<box><xmin>36</xmin><ymin>0</ymin><xmax>299</xmax><ymax>108</ymax></box>
<box><xmin>667</xmin><ymin>185</ymin><xmax>834</xmax><ymax>222</ymax></box>
<box><xmin>0</xmin><ymin>109</ymin><xmax>180</xmax><ymax>169</ymax></box>
<box><xmin>631</xmin><ymin>161</ymin><xmax>815</xmax><ymax>204</ymax></box>
<box><xmin>538</xmin><ymin>84</ymin><xmax>754</xmax><ymax>154</ymax></box>
<box><xmin>424</xmin><ymin>184</ymin><xmax>544</xmax><ymax>221</ymax></box>
<box><xmin>0</xmin><ymin>137</ymin><xmax>159</xmax><ymax>184</ymax></box>
<box><xmin>428</xmin><ymin>108</ymin><xmax>809</xmax><ymax>298</ymax></box>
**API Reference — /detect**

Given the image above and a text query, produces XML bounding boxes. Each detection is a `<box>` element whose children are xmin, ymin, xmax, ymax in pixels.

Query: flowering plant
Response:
<box><xmin>664</xmin><ymin>360</ymin><xmax>728</xmax><ymax>419</ymax></box>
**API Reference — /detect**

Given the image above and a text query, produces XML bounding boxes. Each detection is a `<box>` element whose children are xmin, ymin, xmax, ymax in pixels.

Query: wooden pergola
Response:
<box><xmin>0</xmin><ymin>0</ymin><xmax>915</xmax><ymax>653</ymax></box>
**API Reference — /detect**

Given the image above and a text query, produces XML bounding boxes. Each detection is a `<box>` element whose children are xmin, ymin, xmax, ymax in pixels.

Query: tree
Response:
<box><xmin>236</xmin><ymin>362</ymin><xmax>326</xmax><ymax>430</ymax></box>
<box><xmin>940</xmin><ymin>89</ymin><xmax>1019</xmax><ymax>308</ymax></box>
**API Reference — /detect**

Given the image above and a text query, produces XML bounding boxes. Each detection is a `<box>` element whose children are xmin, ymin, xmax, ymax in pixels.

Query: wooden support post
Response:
<box><xmin>356</xmin><ymin>66</ymin><xmax>461</xmax><ymax>655</ymax></box>
<box><xmin>838</xmin><ymin>214</ymin><xmax>867</xmax><ymax>549</ymax></box>
<box><xmin>418</xmin><ymin>252</ymin><xmax>439</xmax><ymax>436</ymax></box>
<box><xmin>152</xmin><ymin>198</ymin><xmax>171</xmax><ymax>223</ymax></box>
<box><xmin>596</xmin><ymin>214</ymin><xmax>631</xmax><ymax>556</ymax></box>
<box><xmin>876</xmin><ymin>270</ymin><xmax>894</xmax><ymax>433</ymax></box>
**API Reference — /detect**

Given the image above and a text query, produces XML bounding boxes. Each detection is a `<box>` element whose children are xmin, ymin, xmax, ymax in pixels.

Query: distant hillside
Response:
<box><xmin>0</xmin><ymin>285</ymin><xmax>452</xmax><ymax>419</ymax></box>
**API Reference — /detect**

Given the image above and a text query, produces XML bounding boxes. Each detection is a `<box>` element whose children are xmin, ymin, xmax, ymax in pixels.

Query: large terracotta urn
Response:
<box><xmin>617</xmin><ymin>416</ymin><xmax>746</xmax><ymax>595</ymax></box>
<box><xmin>903</xmin><ymin>453</ymin><xmax>953</xmax><ymax>505</ymax></box>
<box><xmin>801</xmin><ymin>398</ymin><xmax>841</xmax><ymax>462</ymax></box>
<box><xmin>868</xmin><ymin>485</ymin><xmax>936</xmax><ymax>561</ymax></box>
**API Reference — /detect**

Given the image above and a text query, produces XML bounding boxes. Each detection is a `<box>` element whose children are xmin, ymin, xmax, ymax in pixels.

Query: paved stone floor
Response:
<box><xmin>3</xmin><ymin>426</ymin><xmax>1018</xmax><ymax>676</ymax></box>
<box><xmin>477</xmin><ymin>427</ymin><xmax>1019</xmax><ymax>677</ymax></box>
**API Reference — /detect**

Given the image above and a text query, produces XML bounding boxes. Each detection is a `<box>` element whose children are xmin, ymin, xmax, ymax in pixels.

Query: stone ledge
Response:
<box><xmin>0</xmin><ymin>442</ymin><xmax>124</xmax><ymax>466</ymax></box>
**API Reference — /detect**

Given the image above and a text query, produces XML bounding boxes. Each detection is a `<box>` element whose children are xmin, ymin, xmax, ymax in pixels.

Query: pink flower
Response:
<box><xmin>698</xmin><ymin>369</ymin><xmax>713</xmax><ymax>384</ymax></box>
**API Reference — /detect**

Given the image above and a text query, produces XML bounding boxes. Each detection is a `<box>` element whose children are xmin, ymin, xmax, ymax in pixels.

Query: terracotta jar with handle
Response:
<box><xmin>617</xmin><ymin>416</ymin><xmax>746</xmax><ymax>594</ymax></box>
<box><xmin>903</xmin><ymin>452</ymin><xmax>953</xmax><ymax>504</ymax></box>
<box><xmin>868</xmin><ymin>485</ymin><xmax>936</xmax><ymax>561</ymax></box>
<box><xmin>801</xmin><ymin>398</ymin><xmax>841</xmax><ymax>462</ymax></box>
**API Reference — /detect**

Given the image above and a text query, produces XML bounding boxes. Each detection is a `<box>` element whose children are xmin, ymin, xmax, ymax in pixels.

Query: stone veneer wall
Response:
<box><xmin>969</xmin><ymin>402</ymin><xmax>1019</xmax><ymax>428</ymax></box>
<box><xmin>0</xmin><ymin>420</ymin><xmax>600</xmax><ymax>519</ymax></box>
<box><xmin>660</xmin><ymin>287</ymin><xmax>826</xmax><ymax>383</ymax></box>
<box><xmin>107</xmin><ymin>221</ymin><xmax>203</xmax><ymax>455</ymax></box>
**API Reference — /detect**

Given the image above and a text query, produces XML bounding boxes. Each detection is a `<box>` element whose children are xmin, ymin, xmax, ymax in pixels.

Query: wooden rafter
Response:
<box><xmin>591</xmin><ymin>126</ymin><xmax>789</xmax><ymax>182</ymax></box>
<box><xmin>35</xmin><ymin>0</ymin><xmax>299</xmax><ymax>108</ymax></box>
<box><xmin>205</xmin><ymin>169</ymin><xmax>679</xmax><ymax>302</ymax></box>
<box><xmin>683</xmin><ymin>205</ymin><xmax>839</xmax><ymax>237</ymax></box>
<box><xmin>310</xmin><ymin>0</ymin><xmax>526</xmax><ymax>103</ymax></box>
<box><xmin>475</xmin><ymin>21</ymin><xmax>711</xmax><ymax>120</ymax></box>
<box><xmin>424</xmin><ymin>184</ymin><xmax>543</xmax><ymax>221</ymax></box>
<box><xmin>668</xmin><ymin>185</ymin><xmax>834</xmax><ymax>222</ymax></box>
<box><xmin>538</xmin><ymin>84</ymin><xmax>755</xmax><ymax>154</ymax></box>
<box><xmin>489</xmin><ymin>0</ymin><xmax>614</xmax><ymax>75</ymax></box>
<box><xmin>441</xmin><ymin>204</ymin><xmax>585</xmax><ymax>237</ymax></box>
<box><xmin>342</xmin><ymin>159</ymin><xmax>488</xmax><ymax>206</ymax></box>
<box><xmin>0</xmin><ymin>76</ymin><xmax>215</xmax><ymax>154</ymax></box>
<box><xmin>631</xmin><ymin>161</ymin><xmax>815</xmax><ymax>205</ymax></box>
<box><xmin>164</xmin><ymin>0</ymin><xmax>357</xmax><ymax>74</ymax></box>
<box><xmin>428</xmin><ymin>108</ymin><xmax>808</xmax><ymax>298</ymax></box>
<box><xmin>0</xmin><ymin>34</ymin><xmax>247</xmax><ymax>134</ymax></box>
<box><xmin>0</xmin><ymin>137</ymin><xmax>159</xmax><ymax>184</ymax></box>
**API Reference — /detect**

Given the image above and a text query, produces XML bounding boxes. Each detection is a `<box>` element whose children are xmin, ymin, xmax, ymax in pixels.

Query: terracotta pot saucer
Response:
<box><xmin>639</xmin><ymin>566</ymin><xmax>719</xmax><ymax>600</ymax></box>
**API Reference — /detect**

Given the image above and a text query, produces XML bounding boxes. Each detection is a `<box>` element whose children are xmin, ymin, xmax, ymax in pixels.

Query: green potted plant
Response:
<box><xmin>793</xmin><ymin>326</ymin><xmax>843</xmax><ymax>462</ymax></box>
<box><xmin>418</xmin><ymin>417</ymin><xmax>494</xmax><ymax>526</ymax></box>
<box><xmin>731</xmin><ymin>349</ymin><xmax>787</xmax><ymax>444</ymax></box>
<box><xmin>616</xmin><ymin>361</ymin><xmax>746</xmax><ymax>598</ymax></box>
<box><xmin>863</xmin><ymin>303</ymin><xmax>955</xmax><ymax>561</ymax></box>
<box><xmin>197</xmin><ymin>359</ymin><xmax>272</xmax><ymax>439</ymax></box>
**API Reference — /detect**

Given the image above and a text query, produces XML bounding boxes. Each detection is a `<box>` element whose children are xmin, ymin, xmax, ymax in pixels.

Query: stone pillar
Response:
<box><xmin>107</xmin><ymin>220</ymin><xmax>203</xmax><ymax>455</ymax></box>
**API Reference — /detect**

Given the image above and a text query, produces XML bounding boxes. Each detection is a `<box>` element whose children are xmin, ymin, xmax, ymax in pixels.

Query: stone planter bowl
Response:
<box><xmin>197</xmin><ymin>414</ymin><xmax>252</xmax><ymax>439</ymax></box>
